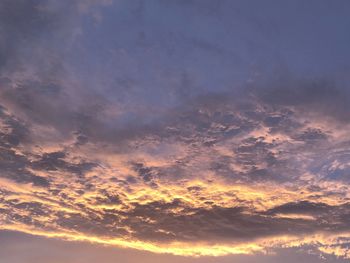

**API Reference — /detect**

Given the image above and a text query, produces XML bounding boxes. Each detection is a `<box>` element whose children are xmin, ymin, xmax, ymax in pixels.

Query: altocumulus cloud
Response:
<box><xmin>1</xmin><ymin>0</ymin><xmax>350</xmax><ymax>260</ymax></box>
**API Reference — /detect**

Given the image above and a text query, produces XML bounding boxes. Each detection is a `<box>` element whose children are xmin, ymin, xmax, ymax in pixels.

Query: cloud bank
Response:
<box><xmin>1</xmin><ymin>0</ymin><xmax>350</xmax><ymax>260</ymax></box>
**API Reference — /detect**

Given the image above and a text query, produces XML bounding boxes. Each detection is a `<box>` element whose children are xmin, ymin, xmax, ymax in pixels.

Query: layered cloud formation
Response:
<box><xmin>1</xmin><ymin>0</ymin><xmax>350</xmax><ymax>260</ymax></box>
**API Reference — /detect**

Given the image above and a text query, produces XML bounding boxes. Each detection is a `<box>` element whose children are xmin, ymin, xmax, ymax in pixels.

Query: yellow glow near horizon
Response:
<box><xmin>2</xmin><ymin>224</ymin><xmax>350</xmax><ymax>258</ymax></box>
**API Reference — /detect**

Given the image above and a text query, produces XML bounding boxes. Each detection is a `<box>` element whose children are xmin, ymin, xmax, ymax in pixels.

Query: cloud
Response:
<box><xmin>1</xmin><ymin>0</ymin><xmax>350</xmax><ymax>260</ymax></box>
<box><xmin>1</xmin><ymin>81</ymin><xmax>350</xmax><ymax>257</ymax></box>
<box><xmin>253</xmin><ymin>73</ymin><xmax>350</xmax><ymax>123</ymax></box>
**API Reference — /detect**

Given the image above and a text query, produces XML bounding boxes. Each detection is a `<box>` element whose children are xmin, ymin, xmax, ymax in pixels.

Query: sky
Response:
<box><xmin>0</xmin><ymin>0</ymin><xmax>350</xmax><ymax>262</ymax></box>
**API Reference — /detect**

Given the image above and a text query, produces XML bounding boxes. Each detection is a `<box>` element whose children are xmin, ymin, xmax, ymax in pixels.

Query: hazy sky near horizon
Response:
<box><xmin>1</xmin><ymin>0</ymin><xmax>350</xmax><ymax>262</ymax></box>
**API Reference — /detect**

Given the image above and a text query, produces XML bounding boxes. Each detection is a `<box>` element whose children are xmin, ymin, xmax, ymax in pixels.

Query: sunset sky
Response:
<box><xmin>1</xmin><ymin>1</ymin><xmax>350</xmax><ymax>262</ymax></box>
